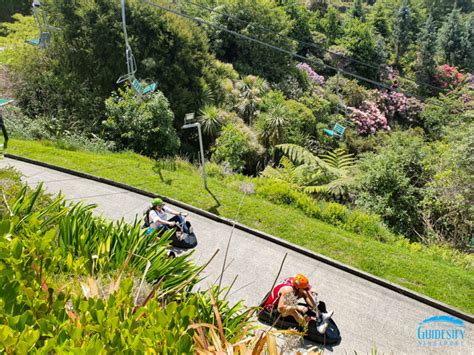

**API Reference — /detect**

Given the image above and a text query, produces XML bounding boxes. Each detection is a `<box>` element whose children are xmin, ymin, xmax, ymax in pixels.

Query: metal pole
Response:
<box><xmin>196</xmin><ymin>123</ymin><xmax>207</xmax><ymax>189</ymax></box>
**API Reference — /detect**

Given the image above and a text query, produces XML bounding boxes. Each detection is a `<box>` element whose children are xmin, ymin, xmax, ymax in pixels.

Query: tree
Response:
<box><xmin>209</xmin><ymin>0</ymin><xmax>296</xmax><ymax>82</ymax></box>
<box><xmin>0</xmin><ymin>0</ymin><xmax>30</xmax><ymax>22</ymax></box>
<box><xmin>256</xmin><ymin>103</ymin><xmax>290</xmax><ymax>148</ymax></box>
<box><xmin>211</xmin><ymin>124</ymin><xmax>255</xmax><ymax>172</ymax></box>
<box><xmin>423</xmin><ymin>0</ymin><xmax>471</xmax><ymax>23</ymax></box>
<box><xmin>461</xmin><ymin>14</ymin><xmax>474</xmax><ymax>71</ymax></box>
<box><xmin>103</xmin><ymin>88</ymin><xmax>179</xmax><ymax>157</ymax></box>
<box><xmin>421</xmin><ymin>124</ymin><xmax>473</xmax><ymax>250</ymax></box>
<box><xmin>12</xmin><ymin>0</ymin><xmax>211</xmax><ymax>127</ymax></box>
<box><xmin>437</xmin><ymin>8</ymin><xmax>466</xmax><ymax>67</ymax></box>
<box><xmin>198</xmin><ymin>105</ymin><xmax>227</xmax><ymax>138</ymax></box>
<box><xmin>234</xmin><ymin>75</ymin><xmax>269</xmax><ymax>125</ymax></box>
<box><xmin>393</xmin><ymin>0</ymin><xmax>414</xmax><ymax>68</ymax></box>
<box><xmin>368</xmin><ymin>3</ymin><xmax>391</xmax><ymax>38</ymax></box>
<box><xmin>350</xmin><ymin>0</ymin><xmax>365</xmax><ymax>21</ymax></box>
<box><xmin>415</xmin><ymin>15</ymin><xmax>438</xmax><ymax>92</ymax></box>
<box><xmin>337</xmin><ymin>19</ymin><xmax>387</xmax><ymax>80</ymax></box>
<box><xmin>319</xmin><ymin>6</ymin><xmax>343</xmax><ymax>45</ymax></box>
<box><xmin>282</xmin><ymin>2</ymin><xmax>317</xmax><ymax>56</ymax></box>
<box><xmin>355</xmin><ymin>131</ymin><xmax>427</xmax><ymax>239</ymax></box>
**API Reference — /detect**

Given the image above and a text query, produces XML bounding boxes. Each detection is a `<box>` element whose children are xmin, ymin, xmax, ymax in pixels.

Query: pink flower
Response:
<box><xmin>296</xmin><ymin>63</ymin><xmax>325</xmax><ymax>86</ymax></box>
<box><xmin>349</xmin><ymin>101</ymin><xmax>389</xmax><ymax>135</ymax></box>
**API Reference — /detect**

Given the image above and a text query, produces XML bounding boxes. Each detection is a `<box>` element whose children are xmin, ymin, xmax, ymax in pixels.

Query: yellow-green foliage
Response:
<box><xmin>6</xmin><ymin>139</ymin><xmax>474</xmax><ymax>313</ymax></box>
<box><xmin>0</xmin><ymin>14</ymin><xmax>38</xmax><ymax>65</ymax></box>
<box><xmin>0</xmin><ymin>177</ymin><xmax>253</xmax><ymax>352</ymax></box>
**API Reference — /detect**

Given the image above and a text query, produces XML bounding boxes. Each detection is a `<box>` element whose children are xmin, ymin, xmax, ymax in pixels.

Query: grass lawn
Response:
<box><xmin>7</xmin><ymin>139</ymin><xmax>474</xmax><ymax>314</ymax></box>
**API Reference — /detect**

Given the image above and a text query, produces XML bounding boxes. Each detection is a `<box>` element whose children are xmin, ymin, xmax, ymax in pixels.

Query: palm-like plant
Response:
<box><xmin>261</xmin><ymin>156</ymin><xmax>321</xmax><ymax>190</ymax></box>
<box><xmin>235</xmin><ymin>75</ymin><xmax>269</xmax><ymax>124</ymax></box>
<box><xmin>8</xmin><ymin>184</ymin><xmax>201</xmax><ymax>292</ymax></box>
<box><xmin>305</xmin><ymin>148</ymin><xmax>357</xmax><ymax>198</ymax></box>
<box><xmin>257</xmin><ymin>103</ymin><xmax>290</xmax><ymax>147</ymax></box>
<box><xmin>276</xmin><ymin>144</ymin><xmax>357</xmax><ymax>199</ymax></box>
<box><xmin>198</xmin><ymin>105</ymin><xmax>226</xmax><ymax>137</ymax></box>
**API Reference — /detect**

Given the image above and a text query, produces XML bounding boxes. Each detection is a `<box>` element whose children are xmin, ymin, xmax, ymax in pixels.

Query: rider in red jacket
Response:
<box><xmin>263</xmin><ymin>274</ymin><xmax>334</xmax><ymax>334</ymax></box>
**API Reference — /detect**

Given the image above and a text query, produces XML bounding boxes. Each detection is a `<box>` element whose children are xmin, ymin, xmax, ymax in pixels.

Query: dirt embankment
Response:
<box><xmin>0</xmin><ymin>63</ymin><xmax>13</xmax><ymax>98</ymax></box>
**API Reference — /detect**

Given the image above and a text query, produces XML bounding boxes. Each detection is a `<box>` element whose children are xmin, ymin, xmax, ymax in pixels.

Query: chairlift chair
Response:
<box><xmin>116</xmin><ymin>0</ymin><xmax>157</xmax><ymax>96</ymax></box>
<box><xmin>26</xmin><ymin>1</ymin><xmax>52</xmax><ymax>48</ymax></box>
<box><xmin>323</xmin><ymin>123</ymin><xmax>346</xmax><ymax>139</ymax></box>
<box><xmin>0</xmin><ymin>99</ymin><xmax>14</xmax><ymax>107</ymax></box>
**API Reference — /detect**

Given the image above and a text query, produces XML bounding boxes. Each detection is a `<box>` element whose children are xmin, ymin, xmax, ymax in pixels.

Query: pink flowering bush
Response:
<box><xmin>349</xmin><ymin>101</ymin><xmax>390</xmax><ymax>135</ymax></box>
<box><xmin>376</xmin><ymin>90</ymin><xmax>423</xmax><ymax>124</ymax></box>
<box><xmin>435</xmin><ymin>64</ymin><xmax>464</xmax><ymax>89</ymax></box>
<box><xmin>296</xmin><ymin>62</ymin><xmax>325</xmax><ymax>86</ymax></box>
<box><xmin>377</xmin><ymin>90</ymin><xmax>408</xmax><ymax>119</ymax></box>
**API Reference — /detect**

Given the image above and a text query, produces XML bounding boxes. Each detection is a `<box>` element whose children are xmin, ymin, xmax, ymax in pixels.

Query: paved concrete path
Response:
<box><xmin>1</xmin><ymin>158</ymin><xmax>472</xmax><ymax>355</ymax></box>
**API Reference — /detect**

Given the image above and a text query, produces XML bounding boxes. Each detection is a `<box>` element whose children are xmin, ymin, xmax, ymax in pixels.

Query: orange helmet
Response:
<box><xmin>292</xmin><ymin>274</ymin><xmax>309</xmax><ymax>289</ymax></box>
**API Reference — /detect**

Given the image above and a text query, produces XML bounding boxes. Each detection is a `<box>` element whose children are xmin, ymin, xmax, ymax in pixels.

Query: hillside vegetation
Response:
<box><xmin>0</xmin><ymin>0</ymin><xmax>472</xmax><ymax>318</ymax></box>
<box><xmin>2</xmin><ymin>167</ymin><xmax>301</xmax><ymax>352</ymax></box>
<box><xmin>7</xmin><ymin>139</ymin><xmax>474</xmax><ymax>314</ymax></box>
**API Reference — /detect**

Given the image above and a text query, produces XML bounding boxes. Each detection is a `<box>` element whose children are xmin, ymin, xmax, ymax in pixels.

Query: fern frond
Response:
<box><xmin>277</xmin><ymin>144</ymin><xmax>337</xmax><ymax>174</ymax></box>
<box><xmin>320</xmin><ymin>148</ymin><xmax>356</xmax><ymax>170</ymax></box>
<box><xmin>304</xmin><ymin>176</ymin><xmax>356</xmax><ymax>197</ymax></box>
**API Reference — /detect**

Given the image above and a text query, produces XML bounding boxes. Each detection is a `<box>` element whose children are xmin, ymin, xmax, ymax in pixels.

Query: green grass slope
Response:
<box><xmin>6</xmin><ymin>139</ymin><xmax>474</xmax><ymax>314</ymax></box>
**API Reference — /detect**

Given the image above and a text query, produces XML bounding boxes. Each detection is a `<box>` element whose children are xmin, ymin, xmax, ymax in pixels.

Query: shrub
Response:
<box><xmin>0</xmin><ymin>181</ymin><xmax>255</xmax><ymax>352</ymax></box>
<box><xmin>349</xmin><ymin>100</ymin><xmax>390</xmax><ymax>135</ymax></box>
<box><xmin>321</xmin><ymin>202</ymin><xmax>348</xmax><ymax>227</ymax></box>
<box><xmin>298</xmin><ymin>93</ymin><xmax>332</xmax><ymax>125</ymax></box>
<box><xmin>355</xmin><ymin>131</ymin><xmax>426</xmax><ymax>239</ymax></box>
<box><xmin>326</xmin><ymin>75</ymin><xmax>371</xmax><ymax>108</ymax></box>
<box><xmin>344</xmin><ymin>210</ymin><xmax>393</xmax><ymax>242</ymax></box>
<box><xmin>211</xmin><ymin>124</ymin><xmax>252</xmax><ymax>173</ymax></box>
<box><xmin>434</xmin><ymin>64</ymin><xmax>464</xmax><ymax>89</ymax></box>
<box><xmin>256</xmin><ymin>179</ymin><xmax>297</xmax><ymax>205</ymax></box>
<box><xmin>103</xmin><ymin>88</ymin><xmax>179</xmax><ymax>157</ymax></box>
<box><xmin>205</xmin><ymin>162</ymin><xmax>226</xmax><ymax>179</ymax></box>
<box><xmin>296</xmin><ymin>62</ymin><xmax>325</xmax><ymax>86</ymax></box>
<box><xmin>3</xmin><ymin>106</ymin><xmax>114</xmax><ymax>152</ymax></box>
<box><xmin>255</xmin><ymin>179</ymin><xmax>396</xmax><ymax>239</ymax></box>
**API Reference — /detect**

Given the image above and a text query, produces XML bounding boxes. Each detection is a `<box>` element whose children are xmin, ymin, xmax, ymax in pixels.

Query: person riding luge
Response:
<box><xmin>261</xmin><ymin>274</ymin><xmax>334</xmax><ymax>335</ymax></box>
<box><xmin>145</xmin><ymin>198</ymin><xmax>189</xmax><ymax>233</ymax></box>
<box><xmin>143</xmin><ymin>198</ymin><xmax>197</xmax><ymax>249</ymax></box>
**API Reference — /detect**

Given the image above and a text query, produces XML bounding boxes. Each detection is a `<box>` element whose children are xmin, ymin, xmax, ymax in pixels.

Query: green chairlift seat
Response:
<box><xmin>26</xmin><ymin>31</ymin><xmax>51</xmax><ymax>48</ymax></box>
<box><xmin>26</xmin><ymin>1</ymin><xmax>53</xmax><ymax>48</ymax></box>
<box><xmin>131</xmin><ymin>78</ymin><xmax>157</xmax><ymax>96</ymax></box>
<box><xmin>116</xmin><ymin>0</ymin><xmax>157</xmax><ymax>97</ymax></box>
<box><xmin>323</xmin><ymin>123</ymin><xmax>346</xmax><ymax>139</ymax></box>
<box><xmin>0</xmin><ymin>99</ymin><xmax>14</xmax><ymax>107</ymax></box>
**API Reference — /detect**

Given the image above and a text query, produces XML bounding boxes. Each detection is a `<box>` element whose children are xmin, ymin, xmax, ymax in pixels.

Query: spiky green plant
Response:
<box><xmin>7</xmin><ymin>184</ymin><xmax>201</xmax><ymax>292</ymax></box>
<box><xmin>198</xmin><ymin>105</ymin><xmax>226</xmax><ymax>137</ymax></box>
<box><xmin>235</xmin><ymin>75</ymin><xmax>269</xmax><ymax>124</ymax></box>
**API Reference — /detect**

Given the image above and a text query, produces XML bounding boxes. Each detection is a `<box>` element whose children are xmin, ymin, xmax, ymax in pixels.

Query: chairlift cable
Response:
<box><xmin>143</xmin><ymin>0</ymin><xmax>448</xmax><ymax>104</ymax></box>
<box><xmin>141</xmin><ymin>0</ymin><xmax>398</xmax><ymax>92</ymax></box>
<box><xmin>178</xmin><ymin>0</ymin><xmax>446</xmax><ymax>93</ymax></box>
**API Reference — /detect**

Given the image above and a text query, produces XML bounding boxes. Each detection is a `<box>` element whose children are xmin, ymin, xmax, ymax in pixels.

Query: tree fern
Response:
<box><xmin>276</xmin><ymin>144</ymin><xmax>337</xmax><ymax>174</ymax></box>
<box><xmin>276</xmin><ymin>144</ymin><xmax>357</xmax><ymax>199</ymax></box>
<box><xmin>261</xmin><ymin>156</ymin><xmax>300</xmax><ymax>188</ymax></box>
<box><xmin>320</xmin><ymin>148</ymin><xmax>356</xmax><ymax>171</ymax></box>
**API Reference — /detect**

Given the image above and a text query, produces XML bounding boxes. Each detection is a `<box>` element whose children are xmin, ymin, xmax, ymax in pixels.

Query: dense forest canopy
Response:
<box><xmin>0</xmin><ymin>0</ymin><xmax>472</xmax><ymax>250</ymax></box>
